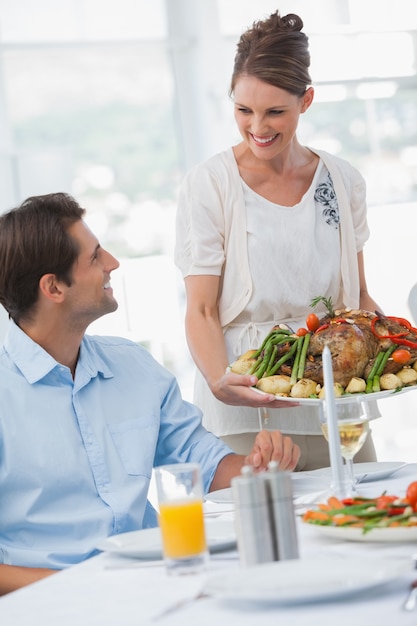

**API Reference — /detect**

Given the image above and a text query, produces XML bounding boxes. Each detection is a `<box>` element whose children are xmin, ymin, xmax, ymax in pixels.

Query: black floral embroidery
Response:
<box><xmin>314</xmin><ymin>173</ymin><xmax>339</xmax><ymax>228</ymax></box>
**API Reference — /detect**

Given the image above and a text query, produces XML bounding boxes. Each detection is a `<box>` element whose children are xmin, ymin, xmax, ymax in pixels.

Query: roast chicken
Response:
<box><xmin>291</xmin><ymin>309</ymin><xmax>417</xmax><ymax>387</ymax></box>
<box><xmin>231</xmin><ymin>308</ymin><xmax>417</xmax><ymax>396</ymax></box>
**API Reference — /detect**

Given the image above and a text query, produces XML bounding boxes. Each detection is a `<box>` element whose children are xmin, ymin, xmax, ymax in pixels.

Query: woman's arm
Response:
<box><xmin>184</xmin><ymin>275</ymin><xmax>295</xmax><ymax>408</ymax></box>
<box><xmin>357</xmin><ymin>251</ymin><xmax>382</xmax><ymax>314</ymax></box>
<box><xmin>0</xmin><ymin>564</ymin><xmax>56</xmax><ymax>596</ymax></box>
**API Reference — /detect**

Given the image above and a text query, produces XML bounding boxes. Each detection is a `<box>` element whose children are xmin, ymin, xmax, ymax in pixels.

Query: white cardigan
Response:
<box><xmin>175</xmin><ymin>147</ymin><xmax>369</xmax><ymax>328</ymax></box>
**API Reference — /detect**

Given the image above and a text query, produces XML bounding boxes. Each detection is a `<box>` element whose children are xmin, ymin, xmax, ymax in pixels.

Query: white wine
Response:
<box><xmin>321</xmin><ymin>420</ymin><xmax>369</xmax><ymax>460</ymax></box>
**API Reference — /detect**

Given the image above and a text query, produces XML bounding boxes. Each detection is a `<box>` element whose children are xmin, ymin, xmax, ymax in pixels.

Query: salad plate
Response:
<box><xmin>305</xmin><ymin>524</ymin><xmax>417</xmax><ymax>543</ymax></box>
<box><xmin>205</xmin><ymin>555</ymin><xmax>409</xmax><ymax>604</ymax></box>
<box><xmin>96</xmin><ymin>518</ymin><xmax>236</xmax><ymax>559</ymax></box>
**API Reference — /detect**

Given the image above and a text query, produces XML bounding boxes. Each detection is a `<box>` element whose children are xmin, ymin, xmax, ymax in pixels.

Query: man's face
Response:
<box><xmin>63</xmin><ymin>220</ymin><xmax>120</xmax><ymax>328</ymax></box>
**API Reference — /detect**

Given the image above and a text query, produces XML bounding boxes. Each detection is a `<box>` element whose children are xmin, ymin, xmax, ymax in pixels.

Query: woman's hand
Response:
<box><xmin>211</xmin><ymin>370</ymin><xmax>298</xmax><ymax>408</ymax></box>
<box><xmin>245</xmin><ymin>430</ymin><xmax>300</xmax><ymax>472</ymax></box>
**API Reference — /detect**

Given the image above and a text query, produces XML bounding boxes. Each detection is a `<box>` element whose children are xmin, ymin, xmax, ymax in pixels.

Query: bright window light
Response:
<box><xmin>356</xmin><ymin>81</ymin><xmax>398</xmax><ymax>100</ymax></box>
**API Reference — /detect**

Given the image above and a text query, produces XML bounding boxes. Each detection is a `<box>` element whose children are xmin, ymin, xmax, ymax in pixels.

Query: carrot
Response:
<box><xmin>333</xmin><ymin>515</ymin><xmax>359</xmax><ymax>526</ymax></box>
<box><xmin>318</xmin><ymin>503</ymin><xmax>332</xmax><ymax>511</ymax></box>
<box><xmin>327</xmin><ymin>496</ymin><xmax>345</xmax><ymax>509</ymax></box>
<box><xmin>302</xmin><ymin>510</ymin><xmax>330</xmax><ymax>522</ymax></box>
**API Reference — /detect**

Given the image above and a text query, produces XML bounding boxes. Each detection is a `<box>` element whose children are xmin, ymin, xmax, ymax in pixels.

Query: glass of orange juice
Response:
<box><xmin>155</xmin><ymin>462</ymin><xmax>208</xmax><ymax>574</ymax></box>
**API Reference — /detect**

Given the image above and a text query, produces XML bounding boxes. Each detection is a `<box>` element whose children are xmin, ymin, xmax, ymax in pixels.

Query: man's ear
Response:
<box><xmin>38</xmin><ymin>274</ymin><xmax>65</xmax><ymax>303</ymax></box>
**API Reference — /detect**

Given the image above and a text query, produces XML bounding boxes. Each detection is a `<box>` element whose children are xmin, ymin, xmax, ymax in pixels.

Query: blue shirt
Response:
<box><xmin>0</xmin><ymin>321</ymin><xmax>233</xmax><ymax>569</ymax></box>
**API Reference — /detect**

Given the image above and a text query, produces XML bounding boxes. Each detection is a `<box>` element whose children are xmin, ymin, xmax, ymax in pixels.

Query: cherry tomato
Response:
<box><xmin>296</xmin><ymin>327</ymin><xmax>308</xmax><ymax>336</ymax></box>
<box><xmin>406</xmin><ymin>481</ymin><xmax>417</xmax><ymax>511</ymax></box>
<box><xmin>306</xmin><ymin>313</ymin><xmax>320</xmax><ymax>332</ymax></box>
<box><xmin>392</xmin><ymin>348</ymin><xmax>412</xmax><ymax>364</ymax></box>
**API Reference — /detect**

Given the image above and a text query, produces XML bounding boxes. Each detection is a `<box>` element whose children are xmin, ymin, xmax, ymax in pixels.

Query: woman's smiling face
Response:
<box><xmin>233</xmin><ymin>75</ymin><xmax>313</xmax><ymax>159</ymax></box>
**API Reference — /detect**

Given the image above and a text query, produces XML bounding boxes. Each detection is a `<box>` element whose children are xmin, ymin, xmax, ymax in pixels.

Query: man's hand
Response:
<box><xmin>245</xmin><ymin>430</ymin><xmax>300</xmax><ymax>472</ymax></box>
<box><xmin>209</xmin><ymin>430</ymin><xmax>300</xmax><ymax>492</ymax></box>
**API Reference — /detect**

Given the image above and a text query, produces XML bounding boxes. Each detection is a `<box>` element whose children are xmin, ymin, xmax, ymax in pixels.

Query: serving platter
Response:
<box><xmin>251</xmin><ymin>384</ymin><xmax>417</xmax><ymax>406</ymax></box>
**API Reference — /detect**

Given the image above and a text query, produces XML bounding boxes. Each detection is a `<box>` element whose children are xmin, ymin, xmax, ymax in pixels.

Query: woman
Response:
<box><xmin>175</xmin><ymin>10</ymin><xmax>380</xmax><ymax>470</ymax></box>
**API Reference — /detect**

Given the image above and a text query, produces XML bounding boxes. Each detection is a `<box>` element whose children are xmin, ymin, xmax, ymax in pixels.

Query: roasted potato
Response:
<box><xmin>256</xmin><ymin>375</ymin><xmax>292</xmax><ymax>395</ymax></box>
<box><xmin>230</xmin><ymin>350</ymin><xmax>257</xmax><ymax>375</ymax></box>
<box><xmin>395</xmin><ymin>367</ymin><xmax>417</xmax><ymax>386</ymax></box>
<box><xmin>379</xmin><ymin>373</ymin><xmax>402</xmax><ymax>390</ymax></box>
<box><xmin>290</xmin><ymin>378</ymin><xmax>319</xmax><ymax>398</ymax></box>
<box><xmin>345</xmin><ymin>377</ymin><xmax>366</xmax><ymax>394</ymax></box>
<box><xmin>318</xmin><ymin>382</ymin><xmax>344</xmax><ymax>399</ymax></box>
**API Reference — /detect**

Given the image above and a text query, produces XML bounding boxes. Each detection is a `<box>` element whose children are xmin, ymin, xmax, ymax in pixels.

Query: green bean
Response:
<box><xmin>248</xmin><ymin>355</ymin><xmax>264</xmax><ymax>376</ymax></box>
<box><xmin>372</xmin><ymin>344</ymin><xmax>398</xmax><ymax>392</ymax></box>
<box><xmin>265</xmin><ymin>345</ymin><xmax>278</xmax><ymax>377</ymax></box>
<box><xmin>253</xmin><ymin>360</ymin><xmax>269</xmax><ymax>379</ymax></box>
<box><xmin>252</xmin><ymin>329</ymin><xmax>292</xmax><ymax>358</ymax></box>
<box><xmin>252</xmin><ymin>335</ymin><xmax>272</xmax><ymax>360</ymax></box>
<box><xmin>267</xmin><ymin>339</ymin><xmax>299</xmax><ymax>377</ymax></box>
<box><xmin>297</xmin><ymin>333</ymin><xmax>311</xmax><ymax>380</ymax></box>
<box><xmin>252</xmin><ymin>339</ymin><xmax>275</xmax><ymax>379</ymax></box>
<box><xmin>290</xmin><ymin>338</ymin><xmax>303</xmax><ymax>385</ymax></box>
<box><xmin>365</xmin><ymin>351</ymin><xmax>384</xmax><ymax>393</ymax></box>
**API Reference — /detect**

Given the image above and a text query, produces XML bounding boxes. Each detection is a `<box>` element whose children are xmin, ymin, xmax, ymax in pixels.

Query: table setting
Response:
<box><xmin>2</xmin><ymin>316</ymin><xmax>417</xmax><ymax>625</ymax></box>
<box><xmin>1</xmin><ymin>456</ymin><xmax>416</xmax><ymax>626</ymax></box>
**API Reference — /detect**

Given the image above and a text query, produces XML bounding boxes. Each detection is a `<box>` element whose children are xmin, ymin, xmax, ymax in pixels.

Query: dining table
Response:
<box><xmin>1</xmin><ymin>461</ymin><xmax>416</xmax><ymax>626</ymax></box>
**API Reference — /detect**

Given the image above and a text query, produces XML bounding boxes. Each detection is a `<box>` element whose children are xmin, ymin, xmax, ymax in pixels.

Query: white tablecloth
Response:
<box><xmin>1</xmin><ymin>463</ymin><xmax>417</xmax><ymax>625</ymax></box>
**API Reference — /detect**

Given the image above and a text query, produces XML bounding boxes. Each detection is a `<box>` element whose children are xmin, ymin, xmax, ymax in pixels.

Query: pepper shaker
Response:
<box><xmin>231</xmin><ymin>465</ymin><xmax>275</xmax><ymax>567</ymax></box>
<box><xmin>263</xmin><ymin>461</ymin><xmax>299</xmax><ymax>561</ymax></box>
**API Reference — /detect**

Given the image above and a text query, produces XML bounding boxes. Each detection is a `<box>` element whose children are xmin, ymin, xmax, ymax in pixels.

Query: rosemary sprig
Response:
<box><xmin>310</xmin><ymin>295</ymin><xmax>335</xmax><ymax>318</ymax></box>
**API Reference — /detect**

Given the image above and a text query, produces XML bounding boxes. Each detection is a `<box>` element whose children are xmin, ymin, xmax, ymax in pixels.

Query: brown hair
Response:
<box><xmin>0</xmin><ymin>192</ymin><xmax>85</xmax><ymax>323</ymax></box>
<box><xmin>230</xmin><ymin>10</ymin><xmax>311</xmax><ymax>97</ymax></box>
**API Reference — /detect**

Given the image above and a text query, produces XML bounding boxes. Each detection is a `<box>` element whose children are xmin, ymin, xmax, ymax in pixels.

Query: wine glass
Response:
<box><xmin>320</xmin><ymin>397</ymin><xmax>370</xmax><ymax>496</ymax></box>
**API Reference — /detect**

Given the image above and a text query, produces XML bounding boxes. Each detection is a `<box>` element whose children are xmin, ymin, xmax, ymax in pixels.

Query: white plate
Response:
<box><xmin>206</xmin><ymin>475</ymin><xmax>329</xmax><ymax>503</ymax></box>
<box><xmin>306</xmin><ymin>524</ymin><xmax>417</xmax><ymax>543</ymax></box>
<box><xmin>96</xmin><ymin>519</ymin><xmax>236</xmax><ymax>559</ymax></box>
<box><xmin>290</xmin><ymin>471</ymin><xmax>329</xmax><ymax>494</ymax></box>
<box><xmin>205</xmin><ymin>488</ymin><xmax>233</xmax><ymax>504</ymax></box>
<box><xmin>307</xmin><ymin>461</ymin><xmax>407</xmax><ymax>483</ymax></box>
<box><xmin>252</xmin><ymin>385</ymin><xmax>417</xmax><ymax>406</ymax></box>
<box><xmin>205</xmin><ymin>556</ymin><xmax>409</xmax><ymax>605</ymax></box>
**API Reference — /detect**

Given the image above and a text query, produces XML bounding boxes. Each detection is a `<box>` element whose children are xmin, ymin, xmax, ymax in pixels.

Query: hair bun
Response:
<box><xmin>280</xmin><ymin>13</ymin><xmax>304</xmax><ymax>32</ymax></box>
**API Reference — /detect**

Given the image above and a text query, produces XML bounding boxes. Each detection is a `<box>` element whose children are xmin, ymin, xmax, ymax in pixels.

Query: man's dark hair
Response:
<box><xmin>0</xmin><ymin>192</ymin><xmax>85</xmax><ymax>323</ymax></box>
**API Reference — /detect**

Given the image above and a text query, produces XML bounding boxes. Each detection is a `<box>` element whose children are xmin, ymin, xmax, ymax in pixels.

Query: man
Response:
<box><xmin>0</xmin><ymin>193</ymin><xmax>300</xmax><ymax>594</ymax></box>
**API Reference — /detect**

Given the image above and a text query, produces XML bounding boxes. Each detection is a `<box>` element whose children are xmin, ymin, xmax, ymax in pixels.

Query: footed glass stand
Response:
<box><xmin>320</xmin><ymin>397</ymin><xmax>372</xmax><ymax>497</ymax></box>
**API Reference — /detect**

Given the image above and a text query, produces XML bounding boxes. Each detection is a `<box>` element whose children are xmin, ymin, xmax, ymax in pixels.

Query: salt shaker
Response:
<box><xmin>231</xmin><ymin>465</ymin><xmax>275</xmax><ymax>567</ymax></box>
<box><xmin>263</xmin><ymin>461</ymin><xmax>299</xmax><ymax>560</ymax></box>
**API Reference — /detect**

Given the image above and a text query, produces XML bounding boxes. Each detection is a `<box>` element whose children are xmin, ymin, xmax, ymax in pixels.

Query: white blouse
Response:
<box><xmin>176</xmin><ymin>149</ymin><xmax>372</xmax><ymax>436</ymax></box>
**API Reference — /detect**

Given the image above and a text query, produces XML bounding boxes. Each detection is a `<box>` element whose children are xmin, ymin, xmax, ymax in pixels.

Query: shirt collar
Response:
<box><xmin>4</xmin><ymin>320</ymin><xmax>113</xmax><ymax>384</ymax></box>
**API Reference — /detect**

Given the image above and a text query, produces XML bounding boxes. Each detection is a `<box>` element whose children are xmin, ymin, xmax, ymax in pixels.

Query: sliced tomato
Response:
<box><xmin>306</xmin><ymin>313</ymin><xmax>320</xmax><ymax>332</ymax></box>
<box><xmin>376</xmin><ymin>495</ymin><xmax>398</xmax><ymax>510</ymax></box>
